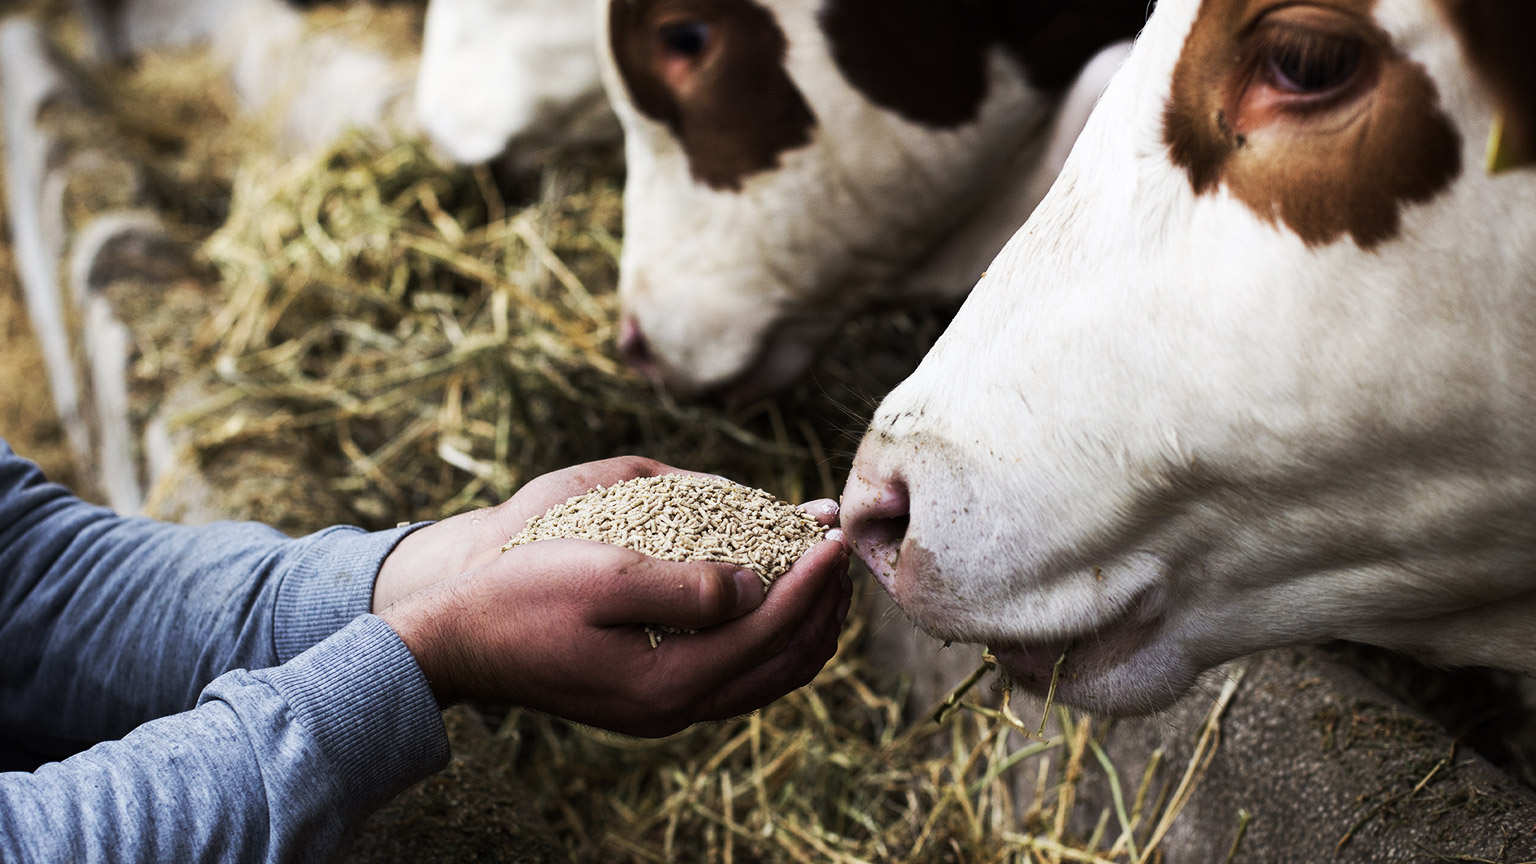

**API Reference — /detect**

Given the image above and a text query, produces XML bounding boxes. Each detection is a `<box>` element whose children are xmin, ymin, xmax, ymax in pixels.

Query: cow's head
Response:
<box><xmin>417</xmin><ymin>0</ymin><xmax>619</xmax><ymax>166</ymax></box>
<box><xmin>844</xmin><ymin>0</ymin><xmax>1536</xmax><ymax>715</ymax></box>
<box><xmin>600</xmin><ymin>0</ymin><xmax>1149</xmax><ymax>400</ymax></box>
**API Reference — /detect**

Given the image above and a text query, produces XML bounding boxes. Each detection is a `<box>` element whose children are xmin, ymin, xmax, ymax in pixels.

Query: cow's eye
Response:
<box><xmin>657</xmin><ymin>20</ymin><xmax>710</xmax><ymax>59</ymax></box>
<box><xmin>1261</xmin><ymin>28</ymin><xmax>1363</xmax><ymax>95</ymax></box>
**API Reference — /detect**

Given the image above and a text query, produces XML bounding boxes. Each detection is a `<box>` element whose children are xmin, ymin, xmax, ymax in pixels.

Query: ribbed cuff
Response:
<box><xmin>264</xmin><ymin>615</ymin><xmax>449</xmax><ymax>817</ymax></box>
<box><xmin>272</xmin><ymin>523</ymin><xmax>431</xmax><ymax>663</ymax></box>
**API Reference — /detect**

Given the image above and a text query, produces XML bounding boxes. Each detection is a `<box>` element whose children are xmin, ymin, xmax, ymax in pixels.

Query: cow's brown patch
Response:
<box><xmin>1163</xmin><ymin>0</ymin><xmax>1462</xmax><ymax>249</ymax></box>
<box><xmin>820</xmin><ymin>0</ymin><xmax>1151</xmax><ymax>129</ymax></box>
<box><xmin>609</xmin><ymin>0</ymin><xmax>816</xmax><ymax>191</ymax></box>
<box><xmin>1438</xmin><ymin>0</ymin><xmax>1536</xmax><ymax>171</ymax></box>
<box><xmin>818</xmin><ymin>0</ymin><xmax>992</xmax><ymax>128</ymax></box>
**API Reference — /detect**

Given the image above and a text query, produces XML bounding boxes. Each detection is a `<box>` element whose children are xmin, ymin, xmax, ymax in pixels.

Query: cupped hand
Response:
<box><xmin>379</xmin><ymin>534</ymin><xmax>851</xmax><ymax>737</ymax></box>
<box><xmin>375</xmin><ymin>456</ymin><xmax>731</xmax><ymax>612</ymax></box>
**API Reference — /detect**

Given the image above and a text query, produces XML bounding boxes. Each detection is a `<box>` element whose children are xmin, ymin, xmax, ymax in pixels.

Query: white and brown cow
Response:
<box><xmin>843</xmin><ymin>0</ymin><xmax>1536</xmax><ymax>715</ymax></box>
<box><xmin>601</xmin><ymin>0</ymin><xmax>1151</xmax><ymax>401</ymax></box>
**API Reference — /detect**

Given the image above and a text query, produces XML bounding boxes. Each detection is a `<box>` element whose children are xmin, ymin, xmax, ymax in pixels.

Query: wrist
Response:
<box><xmin>277</xmin><ymin>523</ymin><xmax>425</xmax><ymax>663</ymax></box>
<box><xmin>372</xmin><ymin>521</ymin><xmax>446</xmax><ymax>613</ymax></box>
<box><xmin>379</xmin><ymin>594</ymin><xmax>462</xmax><ymax>708</ymax></box>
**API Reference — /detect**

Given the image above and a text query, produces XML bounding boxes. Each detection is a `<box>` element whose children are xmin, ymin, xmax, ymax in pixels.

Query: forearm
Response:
<box><xmin>0</xmin><ymin>441</ymin><xmax>425</xmax><ymax>750</ymax></box>
<box><xmin>0</xmin><ymin>616</ymin><xmax>449</xmax><ymax>863</ymax></box>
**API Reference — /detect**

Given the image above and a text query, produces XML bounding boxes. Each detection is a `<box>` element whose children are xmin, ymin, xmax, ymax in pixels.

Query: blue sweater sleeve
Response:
<box><xmin>0</xmin><ymin>439</ymin><xmax>423</xmax><ymax>754</ymax></box>
<box><xmin>0</xmin><ymin>615</ymin><xmax>450</xmax><ymax>863</ymax></box>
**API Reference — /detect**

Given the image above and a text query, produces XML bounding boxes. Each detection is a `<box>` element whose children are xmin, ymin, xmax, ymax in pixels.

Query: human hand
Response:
<box><xmin>376</xmin><ymin>456</ymin><xmax>731</xmax><ymax>612</ymax></box>
<box><xmin>378</xmin><ymin>531</ymin><xmax>851</xmax><ymax>737</ymax></box>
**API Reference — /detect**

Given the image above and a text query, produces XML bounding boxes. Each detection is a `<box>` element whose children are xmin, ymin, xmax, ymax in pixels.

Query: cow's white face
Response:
<box><xmin>599</xmin><ymin>0</ymin><xmax>1148</xmax><ymax>399</ymax></box>
<box><xmin>417</xmin><ymin>0</ymin><xmax>618</xmax><ymax>165</ymax></box>
<box><xmin>844</xmin><ymin>0</ymin><xmax>1536</xmax><ymax>715</ymax></box>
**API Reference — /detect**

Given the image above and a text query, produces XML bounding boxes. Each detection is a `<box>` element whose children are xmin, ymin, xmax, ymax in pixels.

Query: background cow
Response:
<box><xmin>72</xmin><ymin>0</ymin><xmax>421</xmax><ymax>155</ymax></box>
<box><xmin>843</xmin><ymin>0</ymin><xmax>1536</xmax><ymax>716</ymax></box>
<box><xmin>416</xmin><ymin>0</ymin><xmax>619</xmax><ymax>168</ymax></box>
<box><xmin>601</xmin><ymin>0</ymin><xmax>1151</xmax><ymax>402</ymax></box>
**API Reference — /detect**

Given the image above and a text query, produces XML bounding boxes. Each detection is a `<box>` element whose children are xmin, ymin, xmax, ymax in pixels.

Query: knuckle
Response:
<box><xmin>610</xmin><ymin>454</ymin><xmax>663</xmax><ymax>477</ymax></box>
<box><xmin>766</xmin><ymin>626</ymin><xmax>799</xmax><ymax>658</ymax></box>
<box><xmin>599</xmin><ymin>543</ymin><xmax>646</xmax><ymax>573</ymax></box>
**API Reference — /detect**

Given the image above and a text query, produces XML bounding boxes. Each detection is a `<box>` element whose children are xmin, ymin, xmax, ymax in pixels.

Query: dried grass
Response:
<box><xmin>163</xmin><ymin>130</ymin><xmax>938</xmax><ymax>529</ymax></box>
<box><xmin>486</xmin><ymin>637</ymin><xmax>1243</xmax><ymax>864</ymax></box>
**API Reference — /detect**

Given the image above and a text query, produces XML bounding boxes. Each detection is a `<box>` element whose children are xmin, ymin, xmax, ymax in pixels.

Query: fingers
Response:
<box><xmin>687</xmin><ymin>544</ymin><xmax>851</xmax><ymax>721</ymax></box>
<box><xmin>656</xmin><ymin>539</ymin><xmax>849</xmax><ymax>683</ymax></box>
<box><xmin>584</xmin><ymin>553</ymin><xmax>768</xmax><ymax>630</ymax></box>
<box><xmin>406</xmin><ymin>531</ymin><xmax>851</xmax><ymax>735</ymax></box>
<box><xmin>799</xmin><ymin>499</ymin><xmax>840</xmax><ymax>528</ymax></box>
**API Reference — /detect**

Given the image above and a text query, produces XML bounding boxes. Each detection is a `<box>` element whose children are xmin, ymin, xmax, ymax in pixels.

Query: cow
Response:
<box><xmin>74</xmin><ymin>0</ymin><xmax>240</xmax><ymax>60</ymax></box>
<box><xmin>841</xmin><ymin>0</ymin><xmax>1536</xmax><ymax>717</ymax></box>
<box><xmin>416</xmin><ymin>0</ymin><xmax>620</xmax><ymax>168</ymax></box>
<box><xmin>70</xmin><ymin>0</ymin><xmax>420</xmax><ymax>155</ymax></box>
<box><xmin>600</xmin><ymin>0</ymin><xmax>1152</xmax><ymax>402</ymax></box>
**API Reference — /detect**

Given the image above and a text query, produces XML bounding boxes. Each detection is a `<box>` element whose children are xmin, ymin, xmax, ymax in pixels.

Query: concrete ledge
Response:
<box><xmin>1</xmin><ymin>17</ymin><xmax>91</xmax><ymax>473</ymax></box>
<box><xmin>1057</xmin><ymin>647</ymin><xmax>1536</xmax><ymax>862</ymax></box>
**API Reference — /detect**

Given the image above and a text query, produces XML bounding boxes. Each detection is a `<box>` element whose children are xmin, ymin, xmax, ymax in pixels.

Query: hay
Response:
<box><xmin>49</xmin><ymin>33</ymin><xmax>942</xmax><ymax>526</ymax></box>
<box><xmin>487</xmin><ymin>625</ymin><xmax>1242</xmax><ymax>864</ymax></box>
<box><xmin>167</xmin><ymin>129</ymin><xmax>934</xmax><ymax>527</ymax></box>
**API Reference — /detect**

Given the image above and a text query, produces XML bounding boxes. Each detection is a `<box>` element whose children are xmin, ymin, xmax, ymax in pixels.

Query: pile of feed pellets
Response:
<box><xmin>502</xmin><ymin>474</ymin><xmax>827</xmax><ymax>645</ymax></box>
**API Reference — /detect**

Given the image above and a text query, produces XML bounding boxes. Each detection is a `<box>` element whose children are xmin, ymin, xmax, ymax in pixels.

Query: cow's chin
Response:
<box><xmin>647</xmin><ymin>323</ymin><xmax>833</xmax><ymax>405</ymax></box>
<box><xmin>711</xmin><ymin>338</ymin><xmax>820</xmax><ymax>407</ymax></box>
<box><xmin>644</xmin><ymin>339</ymin><xmax>816</xmax><ymax>406</ymax></box>
<box><xmin>986</xmin><ymin>620</ymin><xmax>1200</xmax><ymax>717</ymax></box>
<box><xmin>896</xmin><ymin>584</ymin><xmax>1202</xmax><ymax>717</ymax></box>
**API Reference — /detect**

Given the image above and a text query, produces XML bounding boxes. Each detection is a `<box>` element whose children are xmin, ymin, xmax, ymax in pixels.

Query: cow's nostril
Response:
<box><xmin>861</xmin><ymin>511</ymin><xmax>911</xmax><ymax>563</ymax></box>
<box><xmin>842</xmin><ymin>474</ymin><xmax>911</xmax><ymax>592</ymax></box>
<box><xmin>618</xmin><ymin>315</ymin><xmax>655</xmax><ymax>374</ymax></box>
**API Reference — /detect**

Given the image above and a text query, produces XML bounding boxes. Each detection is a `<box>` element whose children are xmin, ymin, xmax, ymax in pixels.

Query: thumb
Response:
<box><xmin>588</xmin><ymin>557</ymin><xmax>767</xmax><ymax>630</ymax></box>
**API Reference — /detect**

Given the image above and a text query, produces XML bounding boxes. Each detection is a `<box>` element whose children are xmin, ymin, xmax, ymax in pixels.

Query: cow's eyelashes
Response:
<box><xmin>1256</xmin><ymin>26</ymin><xmax>1364</xmax><ymax>97</ymax></box>
<box><xmin>1265</xmin><ymin>29</ymin><xmax>1363</xmax><ymax>94</ymax></box>
<box><xmin>657</xmin><ymin>20</ymin><xmax>711</xmax><ymax>60</ymax></box>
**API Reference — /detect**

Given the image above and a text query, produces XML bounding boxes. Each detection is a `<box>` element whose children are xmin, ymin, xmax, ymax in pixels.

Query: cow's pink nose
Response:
<box><xmin>618</xmin><ymin>315</ymin><xmax>656</xmax><ymax>376</ymax></box>
<box><xmin>841</xmin><ymin>470</ymin><xmax>911</xmax><ymax>592</ymax></box>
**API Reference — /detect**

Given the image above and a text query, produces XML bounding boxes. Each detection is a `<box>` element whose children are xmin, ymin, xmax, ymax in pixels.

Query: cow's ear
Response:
<box><xmin>1441</xmin><ymin>0</ymin><xmax>1536</xmax><ymax>173</ymax></box>
<box><xmin>818</xmin><ymin>0</ymin><xmax>993</xmax><ymax>128</ymax></box>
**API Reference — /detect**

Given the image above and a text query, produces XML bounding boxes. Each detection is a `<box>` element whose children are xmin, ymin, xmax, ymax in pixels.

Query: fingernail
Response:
<box><xmin>734</xmin><ymin>570</ymin><xmax>765</xmax><ymax>611</ymax></box>
<box><xmin>803</xmin><ymin>499</ymin><xmax>839</xmax><ymax>518</ymax></box>
<box><xmin>825</xmin><ymin>527</ymin><xmax>846</xmax><ymax>545</ymax></box>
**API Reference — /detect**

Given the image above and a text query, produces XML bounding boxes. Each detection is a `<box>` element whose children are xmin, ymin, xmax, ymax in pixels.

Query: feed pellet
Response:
<box><xmin>501</xmin><ymin>474</ymin><xmax>826</xmax><ymax>645</ymax></box>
